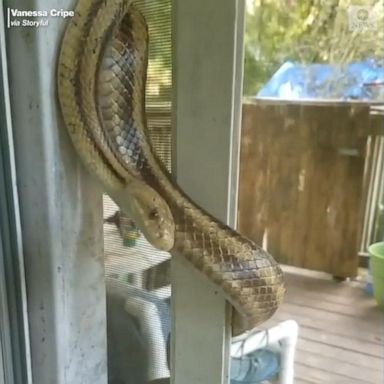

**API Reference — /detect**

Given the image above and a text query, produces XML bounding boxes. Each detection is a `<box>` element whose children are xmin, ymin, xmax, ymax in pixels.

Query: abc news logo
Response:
<box><xmin>348</xmin><ymin>6</ymin><xmax>377</xmax><ymax>31</ymax></box>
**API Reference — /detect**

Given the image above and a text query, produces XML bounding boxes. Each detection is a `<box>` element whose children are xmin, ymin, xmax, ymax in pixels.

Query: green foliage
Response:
<box><xmin>243</xmin><ymin>0</ymin><xmax>384</xmax><ymax>96</ymax></box>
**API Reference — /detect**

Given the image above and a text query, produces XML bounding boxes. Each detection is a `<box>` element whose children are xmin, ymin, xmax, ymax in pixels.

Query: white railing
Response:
<box><xmin>360</xmin><ymin>107</ymin><xmax>384</xmax><ymax>255</ymax></box>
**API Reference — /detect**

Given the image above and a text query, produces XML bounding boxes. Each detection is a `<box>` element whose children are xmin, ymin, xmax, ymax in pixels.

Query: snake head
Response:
<box><xmin>109</xmin><ymin>181</ymin><xmax>175</xmax><ymax>252</ymax></box>
<box><xmin>129</xmin><ymin>192</ymin><xmax>175</xmax><ymax>251</ymax></box>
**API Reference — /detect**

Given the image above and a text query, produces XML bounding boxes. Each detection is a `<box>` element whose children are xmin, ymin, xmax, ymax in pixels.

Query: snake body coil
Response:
<box><xmin>57</xmin><ymin>0</ymin><xmax>285</xmax><ymax>334</ymax></box>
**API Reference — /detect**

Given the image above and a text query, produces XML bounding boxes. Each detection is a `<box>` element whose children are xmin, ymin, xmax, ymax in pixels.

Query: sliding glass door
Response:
<box><xmin>0</xmin><ymin>30</ymin><xmax>30</xmax><ymax>383</ymax></box>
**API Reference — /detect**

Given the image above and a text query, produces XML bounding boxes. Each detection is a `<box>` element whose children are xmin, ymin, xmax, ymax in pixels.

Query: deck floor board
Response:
<box><xmin>267</xmin><ymin>268</ymin><xmax>384</xmax><ymax>383</ymax></box>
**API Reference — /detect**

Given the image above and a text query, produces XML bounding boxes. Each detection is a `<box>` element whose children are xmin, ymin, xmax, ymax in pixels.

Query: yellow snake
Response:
<box><xmin>57</xmin><ymin>0</ymin><xmax>285</xmax><ymax>334</ymax></box>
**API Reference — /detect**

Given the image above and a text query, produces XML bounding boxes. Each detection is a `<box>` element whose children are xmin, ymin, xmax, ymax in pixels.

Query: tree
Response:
<box><xmin>243</xmin><ymin>0</ymin><xmax>384</xmax><ymax>95</ymax></box>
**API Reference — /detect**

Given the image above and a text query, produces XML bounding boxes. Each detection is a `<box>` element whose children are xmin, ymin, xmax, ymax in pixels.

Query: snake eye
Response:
<box><xmin>149</xmin><ymin>208</ymin><xmax>159</xmax><ymax>220</ymax></box>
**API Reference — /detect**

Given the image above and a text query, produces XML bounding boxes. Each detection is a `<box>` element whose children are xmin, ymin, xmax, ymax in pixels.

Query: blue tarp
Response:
<box><xmin>257</xmin><ymin>59</ymin><xmax>384</xmax><ymax>101</ymax></box>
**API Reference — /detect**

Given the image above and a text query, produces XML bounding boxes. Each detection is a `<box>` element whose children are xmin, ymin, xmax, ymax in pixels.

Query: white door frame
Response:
<box><xmin>171</xmin><ymin>1</ymin><xmax>245</xmax><ymax>383</ymax></box>
<box><xmin>3</xmin><ymin>1</ymin><xmax>107</xmax><ymax>383</ymax></box>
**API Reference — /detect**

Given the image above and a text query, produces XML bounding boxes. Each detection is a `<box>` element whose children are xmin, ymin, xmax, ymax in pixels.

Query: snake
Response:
<box><xmin>57</xmin><ymin>0</ymin><xmax>285</xmax><ymax>335</ymax></box>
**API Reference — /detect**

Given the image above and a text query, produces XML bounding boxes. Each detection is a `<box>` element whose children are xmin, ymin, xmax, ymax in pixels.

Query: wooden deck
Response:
<box><xmin>266</xmin><ymin>267</ymin><xmax>384</xmax><ymax>384</ymax></box>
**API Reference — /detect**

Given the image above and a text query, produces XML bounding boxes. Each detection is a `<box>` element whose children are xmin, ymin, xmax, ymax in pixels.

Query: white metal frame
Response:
<box><xmin>0</xmin><ymin>2</ymin><xmax>32</xmax><ymax>383</ymax></box>
<box><xmin>4</xmin><ymin>1</ymin><xmax>107</xmax><ymax>383</ymax></box>
<box><xmin>171</xmin><ymin>1</ymin><xmax>245</xmax><ymax>383</ymax></box>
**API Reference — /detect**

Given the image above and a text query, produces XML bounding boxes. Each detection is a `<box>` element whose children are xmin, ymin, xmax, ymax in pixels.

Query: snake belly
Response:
<box><xmin>57</xmin><ymin>0</ymin><xmax>285</xmax><ymax>334</ymax></box>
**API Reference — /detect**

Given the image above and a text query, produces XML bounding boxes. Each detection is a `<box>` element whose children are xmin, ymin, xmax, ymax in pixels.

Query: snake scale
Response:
<box><xmin>57</xmin><ymin>0</ymin><xmax>285</xmax><ymax>334</ymax></box>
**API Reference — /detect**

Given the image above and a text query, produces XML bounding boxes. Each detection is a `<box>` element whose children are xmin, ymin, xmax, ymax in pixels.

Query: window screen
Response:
<box><xmin>104</xmin><ymin>1</ymin><xmax>172</xmax><ymax>383</ymax></box>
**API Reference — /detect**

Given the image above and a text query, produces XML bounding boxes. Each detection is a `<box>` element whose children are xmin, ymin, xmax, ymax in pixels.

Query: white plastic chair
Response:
<box><xmin>110</xmin><ymin>279</ymin><xmax>299</xmax><ymax>384</ymax></box>
<box><xmin>231</xmin><ymin>320</ymin><xmax>299</xmax><ymax>384</ymax></box>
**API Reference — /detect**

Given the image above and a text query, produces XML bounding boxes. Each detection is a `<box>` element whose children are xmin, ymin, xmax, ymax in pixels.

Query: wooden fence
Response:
<box><xmin>238</xmin><ymin>100</ymin><xmax>383</xmax><ymax>278</ymax></box>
